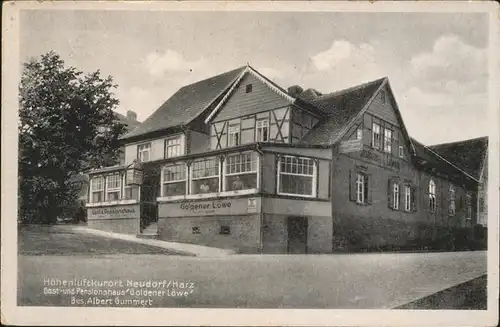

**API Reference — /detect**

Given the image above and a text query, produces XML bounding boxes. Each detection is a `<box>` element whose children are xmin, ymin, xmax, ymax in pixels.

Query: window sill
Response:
<box><xmin>86</xmin><ymin>199</ymin><xmax>139</xmax><ymax>207</ymax></box>
<box><xmin>157</xmin><ymin>188</ymin><xmax>258</xmax><ymax>202</ymax></box>
<box><xmin>277</xmin><ymin>192</ymin><xmax>316</xmax><ymax>199</ymax></box>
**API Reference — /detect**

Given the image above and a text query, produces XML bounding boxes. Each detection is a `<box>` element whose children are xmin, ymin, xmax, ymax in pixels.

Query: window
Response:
<box><xmin>165</xmin><ymin>136</ymin><xmax>182</xmax><ymax>158</ymax></box>
<box><xmin>356</xmin><ymin>173</ymin><xmax>366</xmax><ymax>204</ymax></box>
<box><xmin>399</xmin><ymin>146</ymin><xmax>404</xmax><ymax>158</ymax></box>
<box><xmin>392</xmin><ymin>182</ymin><xmax>400</xmax><ymax>210</ymax></box>
<box><xmin>91</xmin><ymin>176</ymin><xmax>104</xmax><ymax>203</ymax></box>
<box><xmin>404</xmin><ymin>185</ymin><xmax>411</xmax><ymax>212</ymax></box>
<box><xmin>479</xmin><ymin>197</ymin><xmax>485</xmax><ymax>213</ymax></box>
<box><xmin>372</xmin><ymin>123</ymin><xmax>381</xmax><ymax>149</ymax></box>
<box><xmin>356</xmin><ymin>128</ymin><xmax>363</xmax><ymax>140</ymax></box>
<box><xmin>278</xmin><ymin>156</ymin><xmax>316</xmax><ymax>197</ymax></box>
<box><xmin>124</xmin><ymin>185</ymin><xmax>139</xmax><ymax>200</ymax></box>
<box><xmin>228</xmin><ymin>125</ymin><xmax>240</xmax><ymax>147</ymax></box>
<box><xmin>191</xmin><ymin>158</ymin><xmax>220</xmax><ymax>194</ymax></box>
<box><xmin>161</xmin><ymin>164</ymin><xmax>186</xmax><ymax>196</ymax></box>
<box><xmin>225</xmin><ymin>152</ymin><xmax>258</xmax><ymax>191</ymax></box>
<box><xmin>256</xmin><ymin>119</ymin><xmax>269</xmax><ymax>142</ymax></box>
<box><xmin>106</xmin><ymin>174</ymin><xmax>121</xmax><ymax>201</ymax></box>
<box><xmin>246</xmin><ymin>84</ymin><xmax>253</xmax><ymax>93</ymax></box>
<box><xmin>381</xmin><ymin>90</ymin><xmax>386</xmax><ymax>103</ymax></box>
<box><xmin>449</xmin><ymin>185</ymin><xmax>456</xmax><ymax>216</ymax></box>
<box><xmin>466</xmin><ymin>193</ymin><xmax>472</xmax><ymax>219</ymax></box>
<box><xmin>429</xmin><ymin>179</ymin><xmax>436</xmax><ymax>212</ymax></box>
<box><xmin>192</xmin><ymin>227</ymin><xmax>201</xmax><ymax>234</ymax></box>
<box><xmin>138</xmin><ymin>143</ymin><xmax>151</xmax><ymax>162</ymax></box>
<box><xmin>384</xmin><ymin>128</ymin><xmax>393</xmax><ymax>153</ymax></box>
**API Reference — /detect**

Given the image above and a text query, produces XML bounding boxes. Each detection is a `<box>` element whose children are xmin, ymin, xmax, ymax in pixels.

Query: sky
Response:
<box><xmin>20</xmin><ymin>9</ymin><xmax>490</xmax><ymax>145</ymax></box>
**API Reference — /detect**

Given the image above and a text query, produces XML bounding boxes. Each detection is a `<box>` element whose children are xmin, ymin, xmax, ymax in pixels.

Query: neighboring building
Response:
<box><xmin>84</xmin><ymin>65</ymin><xmax>486</xmax><ymax>253</ymax></box>
<box><xmin>428</xmin><ymin>137</ymin><xmax>489</xmax><ymax>227</ymax></box>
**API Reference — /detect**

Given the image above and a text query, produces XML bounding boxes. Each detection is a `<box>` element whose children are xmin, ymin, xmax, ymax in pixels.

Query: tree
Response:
<box><xmin>19</xmin><ymin>51</ymin><xmax>127</xmax><ymax>224</ymax></box>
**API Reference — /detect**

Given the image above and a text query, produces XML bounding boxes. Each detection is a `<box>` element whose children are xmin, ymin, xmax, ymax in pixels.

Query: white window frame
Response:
<box><xmin>256</xmin><ymin>119</ymin><xmax>270</xmax><ymax>142</ymax></box>
<box><xmin>160</xmin><ymin>163</ymin><xmax>187</xmax><ymax>197</ymax></box>
<box><xmin>277</xmin><ymin>155</ymin><xmax>317</xmax><ymax>198</ymax></box>
<box><xmin>228</xmin><ymin>125</ymin><xmax>240</xmax><ymax>147</ymax></box>
<box><xmin>449</xmin><ymin>185</ymin><xmax>456</xmax><ymax>216</ymax></box>
<box><xmin>90</xmin><ymin>176</ymin><xmax>104</xmax><ymax>203</ymax></box>
<box><xmin>223</xmin><ymin>151</ymin><xmax>259</xmax><ymax>192</ymax></box>
<box><xmin>393</xmin><ymin>182</ymin><xmax>400</xmax><ymax>210</ymax></box>
<box><xmin>372</xmin><ymin>123</ymin><xmax>381</xmax><ymax>149</ymax></box>
<box><xmin>165</xmin><ymin>136</ymin><xmax>182</xmax><ymax>158</ymax></box>
<box><xmin>399</xmin><ymin>146</ymin><xmax>404</xmax><ymax>158</ymax></box>
<box><xmin>404</xmin><ymin>185</ymin><xmax>411</xmax><ymax>212</ymax></box>
<box><xmin>190</xmin><ymin>157</ymin><xmax>220</xmax><ymax>194</ymax></box>
<box><xmin>356</xmin><ymin>128</ymin><xmax>363</xmax><ymax>140</ymax></box>
<box><xmin>429</xmin><ymin>179</ymin><xmax>437</xmax><ymax>212</ymax></box>
<box><xmin>384</xmin><ymin>128</ymin><xmax>393</xmax><ymax>153</ymax></box>
<box><xmin>138</xmin><ymin>142</ymin><xmax>151</xmax><ymax>162</ymax></box>
<box><xmin>122</xmin><ymin>174</ymin><xmax>140</xmax><ymax>201</ymax></box>
<box><xmin>356</xmin><ymin>173</ymin><xmax>365</xmax><ymax>204</ymax></box>
<box><xmin>106</xmin><ymin>174</ymin><xmax>121</xmax><ymax>201</ymax></box>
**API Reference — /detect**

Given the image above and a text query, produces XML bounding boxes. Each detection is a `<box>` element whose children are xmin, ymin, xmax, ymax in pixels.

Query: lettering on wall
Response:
<box><xmin>88</xmin><ymin>205</ymin><xmax>139</xmax><ymax>220</ymax></box>
<box><xmin>160</xmin><ymin>198</ymin><xmax>261</xmax><ymax>217</ymax></box>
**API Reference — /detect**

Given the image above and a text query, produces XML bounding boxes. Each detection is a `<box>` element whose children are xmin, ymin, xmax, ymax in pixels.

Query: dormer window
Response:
<box><xmin>246</xmin><ymin>84</ymin><xmax>253</xmax><ymax>93</ymax></box>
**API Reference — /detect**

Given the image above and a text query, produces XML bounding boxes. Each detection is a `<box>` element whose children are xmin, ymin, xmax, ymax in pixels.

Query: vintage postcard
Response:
<box><xmin>1</xmin><ymin>1</ymin><xmax>499</xmax><ymax>326</ymax></box>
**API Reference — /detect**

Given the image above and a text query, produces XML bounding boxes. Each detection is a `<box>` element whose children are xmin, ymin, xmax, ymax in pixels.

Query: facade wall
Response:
<box><xmin>124</xmin><ymin>133</ymin><xmax>186</xmax><ymax>165</ymax></box>
<box><xmin>212</xmin><ymin>73</ymin><xmax>291</xmax><ymax>123</ymax></box>
<box><xmin>158</xmin><ymin>215</ymin><xmax>261</xmax><ymax>253</ymax></box>
<box><xmin>331</xmin><ymin>151</ymin><xmax>473</xmax><ymax>251</ymax></box>
<box><xmin>86</xmin><ymin>204</ymin><xmax>140</xmax><ymax>235</ymax></box>
<box><xmin>262</xmin><ymin>198</ymin><xmax>332</xmax><ymax>253</ymax></box>
<box><xmin>366</xmin><ymin>85</ymin><xmax>399</xmax><ymax>126</ymax></box>
<box><xmin>188</xmin><ymin>129</ymin><xmax>210</xmax><ymax>154</ymax></box>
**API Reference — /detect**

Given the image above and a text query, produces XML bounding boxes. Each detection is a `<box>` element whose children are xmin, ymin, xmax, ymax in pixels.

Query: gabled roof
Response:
<box><xmin>299</xmin><ymin>77</ymin><xmax>387</xmax><ymax>145</ymax></box>
<box><xmin>204</xmin><ymin>65</ymin><xmax>296</xmax><ymax>123</ymax></box>
<box><xmin>121</xmin><ymin>66</ymin><xmax>246</xmax><ymax>141</ymax></box>
<box><xmin>428</xmin><ymin>136</ymin><xmax>488</xmax><ymax>180</ymax></box>
<box><xmin>411</xmin><ymin>137</ymin><xmax>481</xmax><ymax>182</ymax></box>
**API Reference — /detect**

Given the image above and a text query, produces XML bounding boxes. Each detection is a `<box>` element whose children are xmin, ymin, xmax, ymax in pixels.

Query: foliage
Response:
<box><xmin>19</xmin><ymin>51</ymin><xmax>127</xmax><ymax>224</ymax></box>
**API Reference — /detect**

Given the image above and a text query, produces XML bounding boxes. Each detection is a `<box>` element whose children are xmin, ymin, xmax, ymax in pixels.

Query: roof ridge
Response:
<box><xmin>315</xmin><ymin>77</ymin><xmax>387</xmax><ymax>100</ymax></box>
<box><xmin>428</xmin><ymin>136</ymin><xmax>489</xmax><ymax>148</ymax></box>
<box><xmin>178</xmin><ymin>65</ymin><xmax>247</xmax><ymax>90</ymax></box>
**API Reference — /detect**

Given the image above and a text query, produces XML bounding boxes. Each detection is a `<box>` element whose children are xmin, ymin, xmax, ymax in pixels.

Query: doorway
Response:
<box><xmin>287</xmin><ymin>217</ymin><xmax>308</xmax><ymax>254</ymax></box>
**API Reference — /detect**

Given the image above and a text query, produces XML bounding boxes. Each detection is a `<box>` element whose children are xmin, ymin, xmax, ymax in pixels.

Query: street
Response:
<box><xmin>18</xmin><ymin>226</ymin><xmax>487</xmax><ymax>308</ymax></box>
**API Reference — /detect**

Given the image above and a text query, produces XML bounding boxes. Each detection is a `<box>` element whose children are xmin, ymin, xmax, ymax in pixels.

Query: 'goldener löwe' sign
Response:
<box><xmin>159</xmin><ymin>197</ymin><xmax>261</xmax><ymax>217</ymax></box>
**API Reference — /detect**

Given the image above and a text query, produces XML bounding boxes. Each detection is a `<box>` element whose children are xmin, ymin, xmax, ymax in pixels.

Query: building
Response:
<box><xmin>428</xmin><ymin>137</ymin><xmax>489</xmax><ymax>227</ymax></box>
<box><xmin>72</xmin><ymin>110</ymin><xmax>140</xmax><ymax>205</ymax></box>
<box><xmin>84</xmin><ymin>65</ymin><xmax>486</xmax><ymax>253</ymax></box>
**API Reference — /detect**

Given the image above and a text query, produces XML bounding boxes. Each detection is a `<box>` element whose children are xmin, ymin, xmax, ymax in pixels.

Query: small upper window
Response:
<box><xmin>246</xmin><ymin>84</ymin><xmax>253</xmax><ymax>93</ymax></box>
<box><xmin>356</xmin><ymin>128</ymin><xmax>363</xmax><ymax>140</ymax></box>
<box><xmin>381</xmin><ymin>90</ymin><xmax>386</xmax><ymax>103</ymax></box>
<box><xmin>399</xmin><ymin>146</ymin><xmax>404</xmax><ymax>158</ymax></box>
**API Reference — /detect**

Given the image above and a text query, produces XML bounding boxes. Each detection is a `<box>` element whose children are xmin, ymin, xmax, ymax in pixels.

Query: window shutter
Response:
<box><xmin>411</xmin><ymin>185</ymin><xmax>417</xmax><ymax>212</ymax></box>
<box><xmin>349</xmin><ymin>170</ymin><xmax>357</xmax><ymax>202</ymax></box>
<box><xmin>366</xmin><ymin>174</ymin><xmax>372</xmax><ymax>204</ymax></box>
<box><xmin>388</xmin><ymin>179</ymin><xmax>394</xmax><ymax>209</ymax></box>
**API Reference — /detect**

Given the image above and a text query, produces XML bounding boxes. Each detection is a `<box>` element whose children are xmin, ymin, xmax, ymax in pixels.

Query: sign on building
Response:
<box><xmin>339</xmin><ymin>139</ymin><xmax>363</xmax><ymax>153</ymax></box>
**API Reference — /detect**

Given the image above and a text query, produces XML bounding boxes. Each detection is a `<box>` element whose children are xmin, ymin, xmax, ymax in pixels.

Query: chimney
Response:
<box><xmin>126</xmin><ymin>110</ymin><xmax>137</xmax><ymax>122</ymax></box>
<box><xmin>287</xmin><ymin>85</ymin><xmax>304</xmax><ymax>98</ymax></box>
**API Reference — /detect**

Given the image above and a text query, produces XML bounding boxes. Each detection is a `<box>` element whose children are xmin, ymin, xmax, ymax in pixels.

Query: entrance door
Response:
<box><xmin>287</xmin><ymin>217</ymin><xmax>308</xmax><ymax>254</ymax></box>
